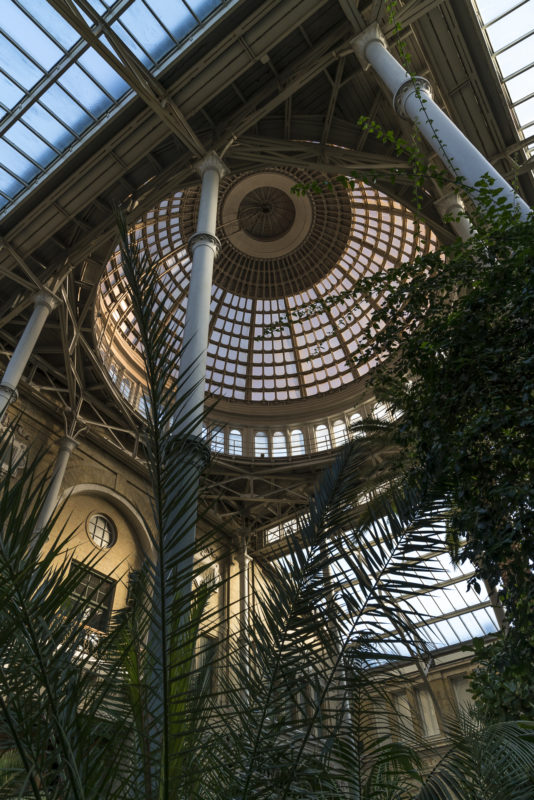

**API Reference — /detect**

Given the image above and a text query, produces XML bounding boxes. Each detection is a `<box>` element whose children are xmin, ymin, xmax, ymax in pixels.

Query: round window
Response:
<box><xmin>87</xmin><ymin>514</ymin><xmax>116</xmax><ymax>549</ymax></box>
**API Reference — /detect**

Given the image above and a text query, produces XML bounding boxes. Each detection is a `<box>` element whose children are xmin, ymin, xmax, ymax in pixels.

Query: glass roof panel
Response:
<box><xmin>0</xmin><ymin>138</ymin><xmax>38</xmax><ymax>181</ymax></box>
<box><xmin>84</xmin><ymin>0</ymin><xmax>109</xmax><ymax>15</ymax></box>
<box><xmin>20</xmin><ymin>0</ymin><xmax>80</xmax><ymax>49</ymax></box>
<box><xmin>78</xmin><ymin>47</ymin><xmax>129</xmax><ymax>99</ymax></box>
<box><xmin>0</xmin><ymin>31</ymin><xmax>45</xmax><ymax>89</ymax></box>
<box><xmin>0</xmin><ymin>0</ymin><xmax>229</xmax><ymax>216</ymax></box>
<box><xmin>484</xmin><ymin>1</ymin><xmax>534</xmax><ymax>51</ymax></box>
<box><xmin>4</xmin><ymin>121</ymin><xmax>57</xmax><ymax>166</ymax></box>
<box><xmin>22</xmin><ymin>104</ymin><xmax>75</xmax><ymax>149</ymax></box>
<box><xmin>474</xmin><ymin>0</ymin><xmax>534</xmax><ymax>167</ymax></box>
<box><xmin>59</xmin><ymin>64</ymin><xmax>113</xmax><ymax>116</ymax></box>
<box><xmin>39</xmin><ymin>84</ymin><xmax>93</xmax><ymax>134</ymax></box>
<box><xmin>506</xmin><ymin>65</ymin><xmax>534</xmax><ymax>102</ymax></box>
<box><xmin>118</xmin><ymin>0</ymin><xmax>177</xmax><ymax>60</ymax></box>
<box><xmin>1</xmin><ymin>1</ymin><xmax>64</xmax><ymax>70</ymax></box>
<box><xmin>189</xmin><ymin>0</ymin><xmax>222</xmax><ymax>19</ymax></box>
<box><xmin>0</xmin><ymin>166</ymin><xmax>25</xmax><ymax>198</ymax></box>
<box><xmin>149</xmin><ymin>0</ymin><xmax>198</xmax><ymax>35</ymax></box>
<box><xmin>0</xmin><ymin>72</ymin><xmax>25</xmax><ymax>110</ymax></box>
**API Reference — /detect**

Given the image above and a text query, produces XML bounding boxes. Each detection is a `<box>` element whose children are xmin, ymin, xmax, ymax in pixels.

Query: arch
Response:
<box><xmin>228</xmin><ymin>429</ymin><xmax>242</xmax><ymax>456</ymax></box>
<box><xmin>272</xmin><ymin>431</ymin><xmax>288</xmax><ymax>457</ymax></box>
<box><xmin>315</xmin><ymin>424</ymin><xmax>331</xmax><ymax>452</ymax></box>
<box><xmin>332</xmin><ymin>419</ymin><xmax>348</xmax><ymax>447</ymax></box>
<box><xmin>290</xmin><ymin>429</ymin><xmax>305</xmax><ymax>456</ymax></box>
<box><xmin>59</xmin><ymin>483</ymin><xmax>154</xmax><ymax>559</ymax></box>
<box><xmin>255</xmin><ymin>432</ymin><xmax>269</xmax><ymax>457</ymax></box>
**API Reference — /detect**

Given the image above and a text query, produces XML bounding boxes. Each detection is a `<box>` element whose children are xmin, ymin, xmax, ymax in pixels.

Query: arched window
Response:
<box><xmin>272</xmin><ymin>431</ymin><xmax>287</xmax><ymax>457</ymax></box>
<box><xmin>255</xmin><ymin>432</ymin><xmax>269</xmax><ymax>457</ymax></box>
<box><xmin>332</xmin><ymin>419</ymin><xmax>348</xmax><ymax>447</ymax></box>
<box><xmin>315</xmin><ymin>424</ymin><xmax>331</xmax><ymax>452</ymax></box>
<box><xmin>229</xmin><ymin>429</ymin><xmax>242</xmax><ymax>456</ymax></box>
<box><xmin>211</xmin><ymin>429</ymin><xmax>225</xmax><ymax>453</ymax></box>
<box><xmin>349</xmin><ymin>412</ymin><xmax>364</xmax><ymax>437</ymax></box>
<box><xmin>290</xmin><ymin>429</ymin><xmax>305</xmax><ymax>456</ymax></box>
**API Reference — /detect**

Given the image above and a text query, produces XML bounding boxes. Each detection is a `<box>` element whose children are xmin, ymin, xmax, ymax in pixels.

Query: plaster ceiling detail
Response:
<box><xmin>97</xmin><ymin>166</ymin><xmax>437</xmax><ymax>406</ymax></box>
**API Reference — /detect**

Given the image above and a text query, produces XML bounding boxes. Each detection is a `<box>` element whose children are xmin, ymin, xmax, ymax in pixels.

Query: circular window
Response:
<box><xmin>87</xmin><ymin>514</ymin><xmax>116</xmax><ymax>549</ymax></box>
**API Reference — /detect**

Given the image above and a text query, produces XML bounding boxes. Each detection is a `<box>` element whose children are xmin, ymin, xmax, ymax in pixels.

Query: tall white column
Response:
<box><xmin>352</xmin><ymin>24</ymin><xmax>531</xmax><ymax>221</ymax></box>
<box><xmin>153</xmin><ymin>152</ymin><xmax>227</xmax><ymax>639</ymax></box>
<box><xmin>0</xmin><ymin>289</ymin><xmax>58</xmax><ymax>420</ymax></box>
<box><xmin>239</xmin><ymin>537</ymin><xmax>250</xmax><ymax>645</ymax></box>
<box><xmin>178</xmin><ymin>152</ymin><xmax>228</xmax><ymax>437</ymax></box>
<box><xmin>35</xmin><ymin>435</ymin><xmax>77</xmax><ymax>532</ymax></box>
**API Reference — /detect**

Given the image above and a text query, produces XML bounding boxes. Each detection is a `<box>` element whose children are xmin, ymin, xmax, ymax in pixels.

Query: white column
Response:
<box><xmin>238</xmin><ymin>536</ymin><xmax>251</xmax><ymax>692</ymax></box>
<box><xmin>35</xmin><ymin>435</ymin><xmax>77</xmax><ymax>532</ymax></box>
<box><xmin>0</xmin><ymin>290</ymin><xmax>58</xmax><ymax>420</ymax></box>
<box><xmin>434</xmin><ymin>192</ymin><xmax>472</xmax><ymax>241</ymax></box>
<box><xmin>178</xmin><ymin>152</ymin><xmax>228</xmax><ymax>437</ymax></box>
<box><xmin>239</xmin><ymin>537</ymin><xmax>250</xmax><ymax>641</ymax></box>
<box><xmin>352</xmin><ymin>25</ymin><xmax>531</xmax><ymax>221</ymax></box>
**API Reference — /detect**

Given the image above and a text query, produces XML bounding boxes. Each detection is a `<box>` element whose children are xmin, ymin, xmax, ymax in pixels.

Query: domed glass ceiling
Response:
<box><xmin>97</xmin><ymin>167</ymin><xmax>437</xmax><ymax>404</ymax></box>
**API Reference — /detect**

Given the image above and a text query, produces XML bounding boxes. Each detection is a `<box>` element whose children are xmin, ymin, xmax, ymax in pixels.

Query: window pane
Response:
<box><xmin>290</xmin><ymin>429</ymin><xmax>305</xmax><ymax>456</ymax></box>
<box><xmin>272</xmin><ymin>431</ymin><xmax>287</xmax><ymax>457</ymax></box>
<box><xmin>229</xmin><ymin>428</ymin><xmax>242</xmax><ymax>455</ymax></box>
<box><xmin>255</xmin><ymin>432</ymin><xmax>269</xmax><ymax>457</ymax></box>
<box><xmin>332</xmin><ymin>420</ymin><xmax>347</xmax><ymax>446</ymax></box>
<box><xmin>315</xmin><ymin>424</ymin><xmax>330</xmax><ymax>452</ymax></box>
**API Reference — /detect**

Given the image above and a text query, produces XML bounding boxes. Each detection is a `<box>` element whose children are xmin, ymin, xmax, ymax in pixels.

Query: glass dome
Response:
<box><xmin>97</xmin><ymin>166</ymin><xmax>437</xmax><ymax>406</ymax></box>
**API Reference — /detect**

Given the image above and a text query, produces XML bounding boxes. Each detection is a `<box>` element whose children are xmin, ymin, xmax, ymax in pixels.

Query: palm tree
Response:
<box><xmin>0</xmin><ymin>219</ymin><xmax>533</xmax><ymax>799</ymax></box>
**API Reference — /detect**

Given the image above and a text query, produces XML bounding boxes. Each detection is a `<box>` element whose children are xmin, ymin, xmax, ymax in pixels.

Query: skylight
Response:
<box><xmin>474</xmin><ymin>0</ymin><xmax>534</xmax><ymax>160</ymax></box>
<box><xmin>0</xmin><ymin>0</ymin><xmax>228</xmax><ymax>214</ymax></box>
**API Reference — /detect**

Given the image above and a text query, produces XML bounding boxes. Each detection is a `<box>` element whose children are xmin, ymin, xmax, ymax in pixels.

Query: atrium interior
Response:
<box><xmin>0</xmin><ymin>0</ymin><xmax>533</xmax><ymax>752</ymax></box>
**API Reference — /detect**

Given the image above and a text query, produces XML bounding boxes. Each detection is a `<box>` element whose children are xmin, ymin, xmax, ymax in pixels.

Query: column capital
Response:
<box><xmin>58</xmin><ymin>435</ymin><xmax>78</xmax><ymax>455</ymax></box>
<box><xmin>393</xmin><ymin>76</ymin><xmax>433</xmax><ymax>119</ymax></box>
<box><xmin>434</xmin><ymin>191</ymin><xmax>465</xmax><ymax>219</ymax></box>
<box><xmin>34</xmin><ymin>288</ymin><xmax>59</xmax><ymax>314</ymax></box>
<box><xmin>194</xmin><ymin>151</ymin><xmax>228</xmax><ymax>180</ymax></box>
<box><xmin>350</xmin><ymin>23</ymin><xmax>388</xmax><ymax>70</ymax></box>
<box><xmin>188</xmin><ymin>231</ymin><xmax>221</xmax><ymax>258</ymax></box>
<box><xmin>434</xmin><ymin>191</ymin><xmax>472</xmax><ymax>240</ymax></box>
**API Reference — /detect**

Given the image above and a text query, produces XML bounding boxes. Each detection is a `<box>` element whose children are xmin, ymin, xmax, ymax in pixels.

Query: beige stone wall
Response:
<box><xmin>50</xmin><ymin>492</ymin><xmax>145</xmax><ymax>613</ymax></box>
